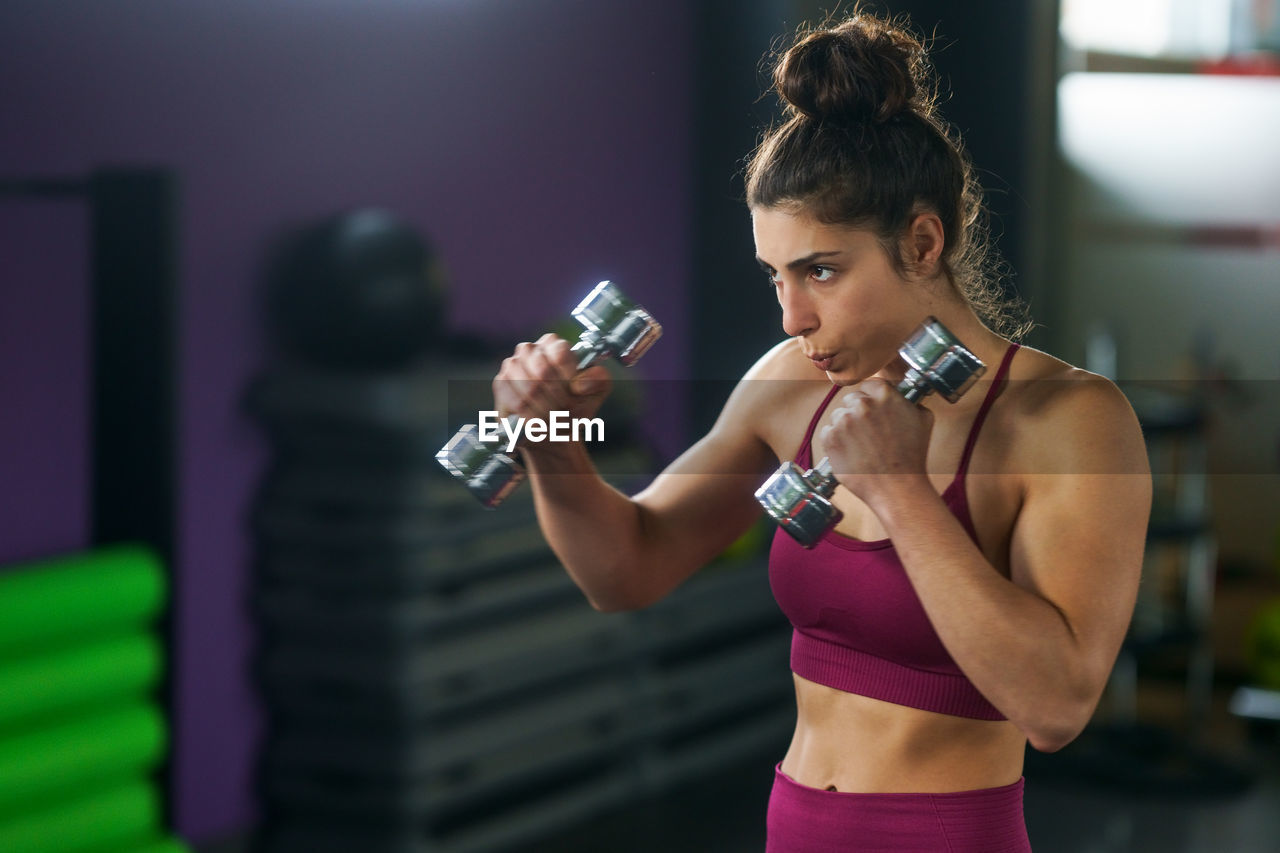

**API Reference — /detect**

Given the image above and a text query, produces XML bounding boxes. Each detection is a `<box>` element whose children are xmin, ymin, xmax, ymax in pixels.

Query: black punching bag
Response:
<box><xmin>265</xmin><ymin>209</ymin><xmax>446</xmax><ymax>370</ymax></box>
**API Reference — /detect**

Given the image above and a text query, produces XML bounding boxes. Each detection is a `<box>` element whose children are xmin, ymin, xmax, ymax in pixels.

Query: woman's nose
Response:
<box><xmin>778</xmin><ymin>281</ymin><xmax>818</xmax><ymax>338</ymax></box>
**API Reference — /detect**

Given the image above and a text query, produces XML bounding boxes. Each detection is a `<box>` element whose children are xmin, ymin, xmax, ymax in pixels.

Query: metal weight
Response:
<box><xmin>754</xmin><ymin>457</ymin><xmax>843</xmax><ymax>549</ymax></box>
<box><xmin>895</xmin><ymin>317</ymin><xmax>987</xmax><ymax>403</ymax></box>
<box><xmin>435</xmin><ymin>424</ymin><xmax>528</xmax><ymax>509</ymax></box>
<box><xmin>568</xmin><ymin>280</ymin><xmax>663</xmax><ymax>369</ymax></box>
<box><xmin>754</xmin><ymin>316</ymin><xmax>986</xmax><ymax>548</ymax></box>
<box><xmin>436</xmin><ymin>281</ymin><xmax>661</xmax><ymax>508</ymax></box>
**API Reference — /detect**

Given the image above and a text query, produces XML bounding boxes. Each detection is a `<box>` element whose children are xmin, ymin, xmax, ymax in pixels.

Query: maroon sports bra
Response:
<box><xmin>767</xmin><ymin>344</ymin><xmax>1020</xmax><ymax>721</ymax></box>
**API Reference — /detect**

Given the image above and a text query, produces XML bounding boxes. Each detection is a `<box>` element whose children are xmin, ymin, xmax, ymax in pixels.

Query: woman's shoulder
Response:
<box><xmin>745</xmin><ymin>336</ymin><xmax>815</xmax><ymax>380</ymax></box>
<box><xmin>1007</xmin><ymin>345</ymin><xmax>1134</xmax><ymax>418</ymax></box>
<box><xmin>1002</xmin><ymin>345</ymin><xmax>1148</xmax><ymax>474</ymax></box>
<box><xmin>740</xmin><ymin>337</ymin><xmax>833</xmax><ymax>408</ymax></box>
<box><xmin>712</xmin><ymin>337</ymin><xmax>832</xmax><ymax>451</ymax></box>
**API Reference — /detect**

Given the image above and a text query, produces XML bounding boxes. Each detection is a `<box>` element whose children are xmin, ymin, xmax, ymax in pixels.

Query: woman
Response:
<box><xmin>492</xmin><ymin>11</ymin><xmax>1150</xmax><ymax>851</ymax></box>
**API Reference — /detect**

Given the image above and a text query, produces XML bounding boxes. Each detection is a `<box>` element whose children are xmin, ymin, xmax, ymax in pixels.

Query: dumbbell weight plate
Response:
<box><xmin>435</xmin><ymin>424</ymin><xmax>527</xmax><ymax>509</ymax></box>
<box><xmin>754</xmin><ymin>461</ymin><xmax>844</xmax><ymax>549</ymax></box>
<box><xmin>569</xmin><ymin>281</ymin><xmax>663</xmax><ymax>369</ymax></box>
<box><xmin>897</xmin><ymin>316</ymin><xmax>986</xmax><ymax>403</ymax></box>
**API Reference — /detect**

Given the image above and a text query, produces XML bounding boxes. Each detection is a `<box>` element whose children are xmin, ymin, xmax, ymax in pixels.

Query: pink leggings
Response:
<box><xmin>766</xmin><ymin>764</ymin><xmax>1031</xmax><ymax>852</ymax></box>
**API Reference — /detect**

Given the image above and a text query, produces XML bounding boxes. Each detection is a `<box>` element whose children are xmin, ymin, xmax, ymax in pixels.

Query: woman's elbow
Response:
<box><xmin>1027</xmin><ymin>725</ymin><xmax>1080</xmax><ymax>754</ymax></box>
<box><xmin>586</xmin><ymin>592</ymin><xmax>639</xmax><ymax>613</ymax></box>
<box><xmin>1025</xmin><ymin>695</ymin><xmax>1096</xmax><ymax>753</ymax></box>
<box><xmin>583</xmin><ymin>576</ymin><xmax>662</xmax><ymax>613</ymax></box>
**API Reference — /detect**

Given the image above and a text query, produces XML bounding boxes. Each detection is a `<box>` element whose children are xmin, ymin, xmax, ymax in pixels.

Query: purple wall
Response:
<box><xmin>0</xmin><ymin>0</ymin><xmax>692</xmax><ymax>842</ymax></box>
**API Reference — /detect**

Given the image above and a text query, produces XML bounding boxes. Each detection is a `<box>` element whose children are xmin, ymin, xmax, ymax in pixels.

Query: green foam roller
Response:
<box><xmin>0</xmin><ymin>545</ymin><xmax>165</xmax><ymax>654</ymax></box>
<box><xmin>0</xmin><ymin>703</ymin><xmax>166</xmax><ymax>814</ymax></box>
<box><xmin>0</xmin><ymin>634</ymin><xmax>163</xmax><ymax>731</ymax></box>
<box><xmin>0</xmin><ymin>778</ymin><xmax>160</xmax><ymax>852</ymax></box>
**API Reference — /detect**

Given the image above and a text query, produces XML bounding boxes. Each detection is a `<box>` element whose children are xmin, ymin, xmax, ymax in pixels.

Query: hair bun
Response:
<box><xmin>774</xmin><ymin>16</ymin><xmax>928</xmax><ymax>124</ymax></box>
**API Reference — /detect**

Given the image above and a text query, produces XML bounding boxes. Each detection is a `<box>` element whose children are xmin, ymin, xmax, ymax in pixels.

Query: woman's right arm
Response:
<box><xmin>494</xmin><ymin>334</ymin><xmax>783</xmax><ymax>612</ymax></box>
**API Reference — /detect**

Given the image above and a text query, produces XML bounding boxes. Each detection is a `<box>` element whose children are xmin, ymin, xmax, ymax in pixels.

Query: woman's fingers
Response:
<box><xmin>493</xmin><ymin>335</ymin><xmax>611</xmax><ymax>421</ymax></box>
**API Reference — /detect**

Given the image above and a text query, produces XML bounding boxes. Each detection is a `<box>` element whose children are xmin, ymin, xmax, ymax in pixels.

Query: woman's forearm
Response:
<box><xmin>520</xmin><ymin>441</ymin><xmax>654</xmax><ymax>612</ymax></box>
<box><xmin>872</xmin><ymin>477</ymin><xmax>1095</xmax><ymax>751</ymax></box>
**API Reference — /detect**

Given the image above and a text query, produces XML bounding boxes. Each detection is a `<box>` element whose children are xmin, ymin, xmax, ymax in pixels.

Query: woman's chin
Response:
<box><xmin>826</xmin><ymin>366</ymin><xmax>860</xmax><ymax>386</ymax></box>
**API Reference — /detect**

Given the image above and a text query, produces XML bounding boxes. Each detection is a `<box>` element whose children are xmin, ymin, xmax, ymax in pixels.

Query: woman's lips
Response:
<box><xmin>810</xmin><ymin>355</ymin><xmax>834</xmax><ymax>371</ymax></box>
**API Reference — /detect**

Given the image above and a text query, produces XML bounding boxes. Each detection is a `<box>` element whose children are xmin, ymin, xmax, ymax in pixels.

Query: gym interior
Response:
<box><xmin>2</xmin><ymin>1</ymin><xmax>1278</xmax><ymax>851</ymax></box>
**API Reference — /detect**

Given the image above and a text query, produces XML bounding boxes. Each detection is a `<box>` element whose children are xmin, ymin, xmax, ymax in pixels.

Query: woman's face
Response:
<box><xmin>752</xmin><ymin>205</ymin><xmax>925</xmax><ymax>384</ymax></box>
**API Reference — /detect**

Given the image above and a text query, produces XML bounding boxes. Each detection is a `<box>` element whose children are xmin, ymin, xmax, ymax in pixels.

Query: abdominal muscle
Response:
<box><xmin>780</xmin><ymin>674</ymin><xmax>1027</xmax><ymax>794</ymax></box>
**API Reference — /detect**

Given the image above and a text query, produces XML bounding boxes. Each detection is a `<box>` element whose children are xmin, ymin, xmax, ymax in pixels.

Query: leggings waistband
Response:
<box><xmin>774</xmin><ymin>762</ymin><xmax>1026</xmax><ymax>800</ymax></box>
<box><xmin>767</xmin><ymin>763</ymin><xmax>1031</xmax><ymax>852</ymax></box>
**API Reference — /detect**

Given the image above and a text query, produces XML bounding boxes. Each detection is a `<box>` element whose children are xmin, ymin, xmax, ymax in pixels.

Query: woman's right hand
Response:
<box><xmin>491</xmin><ymin>333</ymin><xmax>614</xmax><ymax>453</ymax></box>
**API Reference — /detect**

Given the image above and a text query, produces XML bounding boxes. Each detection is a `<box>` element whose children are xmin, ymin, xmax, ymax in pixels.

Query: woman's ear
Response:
<box><xmin>901</xmin><ymin>211</ymin><xmax>946</xmax><ymax>279</ymax></box>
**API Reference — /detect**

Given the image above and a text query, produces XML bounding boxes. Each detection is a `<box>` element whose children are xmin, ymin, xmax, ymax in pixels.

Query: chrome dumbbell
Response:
<box><xmin>436</xmin><ymin>280</ymin><xmax>662</xmax><ymax>508</ymax></box>
<box><xmin>754</xmin><ymin>316</ymin><xmax>986</xmax><ymax>548</ymax></box>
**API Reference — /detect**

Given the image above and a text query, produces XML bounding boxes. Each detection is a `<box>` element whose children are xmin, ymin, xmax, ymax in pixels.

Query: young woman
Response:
<box><xmin>492</xmin><ymin>12</ymin><xmax>1150</xmax><ymax>851</ymax></box>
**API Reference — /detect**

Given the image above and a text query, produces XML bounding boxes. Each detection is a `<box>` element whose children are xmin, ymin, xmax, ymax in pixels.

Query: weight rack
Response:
<box><xmin>248</xmin><ymin>356</ymin><xmax>793</xmax><ymax>852</ymax></box>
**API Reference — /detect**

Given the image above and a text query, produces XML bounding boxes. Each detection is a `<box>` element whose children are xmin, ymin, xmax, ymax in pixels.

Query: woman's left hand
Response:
<box><xmin>817</xmin><ymin>379</ymin><xmax>934</xmax><ymax>507</ymax></box>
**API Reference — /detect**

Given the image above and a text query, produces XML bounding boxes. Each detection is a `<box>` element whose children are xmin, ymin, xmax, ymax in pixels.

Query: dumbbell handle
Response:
<box><xmin>571</xmin><ymin>339</ymin><xmax>608</xmax><ymax>372</ymax></box>
<box><xmin>897</xmin><ymin>370</ymin><xmax>932</xmax><ymax>404</ymax></box>
<box><xmin>805</xmin><ymin>457</ymin><xmax>838</xmax><ymax>497</ymax></box>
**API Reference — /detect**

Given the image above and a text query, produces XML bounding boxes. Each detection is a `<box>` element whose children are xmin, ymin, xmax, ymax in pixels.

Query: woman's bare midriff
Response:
<box><xmin>780</xmin><ymin>673</ymin><xmax>1027</xmax><ymax>793</ymax></box>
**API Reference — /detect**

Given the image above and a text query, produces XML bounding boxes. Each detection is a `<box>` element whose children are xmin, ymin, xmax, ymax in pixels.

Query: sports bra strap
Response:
<box><xmin>955</xmin><ymin>342</ymin><xmax>1019</xmax><ymax>479</ymax></box>
<box><xmin>799</xmin><ymin>385</ymin><xmax>842</xmax><ymax>462</ymax></box>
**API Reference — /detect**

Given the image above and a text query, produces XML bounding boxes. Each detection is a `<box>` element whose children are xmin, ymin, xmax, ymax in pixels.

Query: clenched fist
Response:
<box><xmin>818</xmin><ymin>378</ymin><xmax>933</xmax><ymax>504</ymax></box>
<box><xmin>492</xmin><ymin>333</ymin><xmax>613</xmax><ymax>453</ymax></box>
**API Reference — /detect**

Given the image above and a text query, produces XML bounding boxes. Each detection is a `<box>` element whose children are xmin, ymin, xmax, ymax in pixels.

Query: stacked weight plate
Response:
<box><xmin>247</xmin><ymin>362</ymin><xmax>646</xmax><ymax>853</ymax></box>
<box><xmin>0</xmin><ymin>546</ymin><xmax>189</xmax><ymax>853</ymax></box>
<box><xmin>629</xmin><ymin>558</ymin><xmax>795</xmax><ymax>795</ymax></box>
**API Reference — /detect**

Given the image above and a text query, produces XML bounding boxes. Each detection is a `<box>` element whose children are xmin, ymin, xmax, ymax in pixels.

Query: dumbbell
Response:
<box><xmin>435</xmin><ymin>280</ymin><xmax>662</xmax><ymax>508</ymax></box>
<box><xmin>754</xmin><ymin>316</ymin><xmax>986</xmax><ymax>548</ymax></box>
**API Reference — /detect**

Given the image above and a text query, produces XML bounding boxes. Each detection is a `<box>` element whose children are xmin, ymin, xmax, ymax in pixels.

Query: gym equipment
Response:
<box><xmin>0</xmin><ymin>546</ymin><xmax>165</xmax><ymax>654</ymax></box>
<box><xmin>436</xmin><ymin>280</ymin><xmax>662</xmax><ymax>508</ymax></box>
<box><xmin>0</xmin><ymin>779</ymin><xmax>161</xmax><ymax>853</ymax></box>
<box><xmin>251</xmin><ymin>326</ymin><xmax>794</xmax><ymax>852</ymax></box>
<box><xmin>0</xmin><ymin>635</ymin><xmax>162</xmax><ymax>730</ymax></box>
<box><xmin>0</xmin><ymin>703</ymin><xmax>165</xmax><ymax>813</ymax></box>
<box><xmin>264</xmin><ymin>209</ymin><xmax>446</xmax><ymax>371</ymax></box>
<box><xmin>755</xmin><ymin>317</ymin><xmax>986</xmax><ymax>548</ymax></box>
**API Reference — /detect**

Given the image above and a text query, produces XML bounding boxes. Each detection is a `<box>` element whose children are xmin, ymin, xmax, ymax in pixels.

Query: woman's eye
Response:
<box><xmin>811</xmin><ymin>266</ymin><xmax>835</xmax><ymax>282</ymax></box>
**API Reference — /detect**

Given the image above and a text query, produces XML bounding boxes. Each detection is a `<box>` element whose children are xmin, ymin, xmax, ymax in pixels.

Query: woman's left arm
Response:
<box><xmin>850</xmin><ymin>376</ymin><xmax>1151</xmax><ymax>752</ymax></box>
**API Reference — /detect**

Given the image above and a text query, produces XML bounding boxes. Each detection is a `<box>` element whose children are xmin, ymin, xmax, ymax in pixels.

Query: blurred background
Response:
<box><xmin>1</xmin><ymin>0</ymin><xmax>1278</xmax><ymax>851</ymax></box>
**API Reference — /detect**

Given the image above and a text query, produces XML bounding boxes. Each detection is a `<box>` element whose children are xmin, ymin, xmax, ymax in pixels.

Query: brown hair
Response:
<box><xmin>746</xmin><ymin>10</ymin><xmax>1031</xmax><ymax>340</ymax></box>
